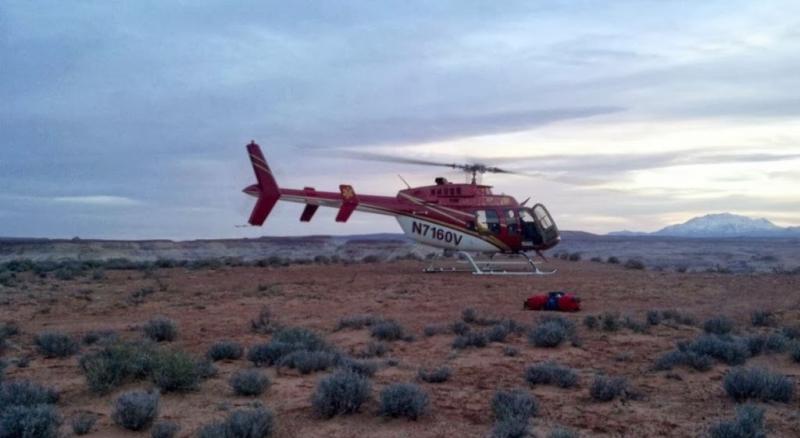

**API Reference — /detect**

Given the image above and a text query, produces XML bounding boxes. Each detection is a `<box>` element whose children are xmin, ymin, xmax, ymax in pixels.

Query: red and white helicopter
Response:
<box><xmin>242</xmin><ymin>141</ymin><xmax>560</xmax><ymax>275</ymax></box>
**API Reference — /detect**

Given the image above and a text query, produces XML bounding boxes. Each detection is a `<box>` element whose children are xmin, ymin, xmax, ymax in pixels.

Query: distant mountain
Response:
<box><xmin>605</xmin><ymin>230</ymin><xmax>648</xmax><ymax>237</ymax></box>
<box><xmin>609</xmin><ymin>213</ymin><xmax>800</xmax><ymax>238</ymax></box>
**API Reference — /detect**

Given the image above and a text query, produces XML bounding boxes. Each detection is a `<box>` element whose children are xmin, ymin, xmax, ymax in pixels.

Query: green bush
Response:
<box><xmin>624</xmin><ymin>259</ymin><xmax>645</xmax><ymax>270</ymax></box>
<box><xmin>462</xmin><ymin>308</ymin><xmax>478</xmax><ymax>323</ymax></box>
<box><xmin>525</xmin><ymin>362</ymin><xmax>578</xmax><ymax>388</ymax></box>
<box><xmin>370</xmin><ymin>320</ymin><xmax>406</xmax><ymax>341</ymax></box>
<box><xmin>198</xmin><ymin>404</ymin><xmax>274</xmax><ymax>438</ymax></box>
<box><xmin>230</xmin><ymin>369</ymin><xmax>270</xmax><ymax>396</ymax></box>
<box><xmin>723</xmin><ymin>367</ymin><xmax>794</xmax><ymax>403</ymax></box>
<box><xmin>71</xmin><ymin>412</ymin><xmax>96</xmax><ymax>435</ymax></box>
<box><xmin>418</xmin><ymin>366</ymin><xmax>452</xmax><ymax>383</ymax></box>
<box><xmin>277</xmin><ymin>350</ymin><xmax>338</xmax><ymax>374</ymax></box>
<box><xmin>0</xmin><ymin>271</ymin><xmax>15</xmax><ymax>288</ymax></box>
<box><xmin>150</xmin><ymin>420</ymin><xmax>180</xmax><ymax>438</ymax></box>
<box><xmin>250</xmin><ymin>306</ymin><xmax>281</xmax><ymax>334</ymax></box>
<box><xmin>150</xmin><ymin>350</ymin><xmax>202</xmax><ymax>392</ymax></box>
<box><xmin>0</xmin><ymin>322</ymin><xmax>18</xmax><ymax>338</ymax></box>
<box><xmin>548</xmin><ymin>427</ymin><xmax>579</xmax><ymax>438</ymax></box>
<box><xmin>653</xmin><ymin>350</ymin><xmax>712</xmax><ymax>372</ymax></box>
<box><xmin>338</xmin><ymin>358</ymin><xmax>378</xmax><ymax>377</ymax></box>
<box><xmin>359</xmin><ymin>341</ymin><xmax>389</xmax><ymax>358</ymax></box>
<box><xmin>589</xmin><ymin>375</ymin><xmax>627</xmax><ymax>402</ymax></box>
<box><xmin>661</xmin><ymin>309</ymin><xmax>696</xmax><ymax>325</ymax></box>
<box><xmin>487</xmin><ymin>324</ymin><xmax>510</xmax><ymax>343</ymax></box>
<box><xmin>622</xmin><ymin>316</ymin><xmax>647</xmax><ymax>333</ymax></box>
<box><xmin>273</xmin><ymin>327</ymin><xmax>329</xmax><ymax>352</ymax></box>
<box><xmin>207</xmin><ymin>340</ymin><xmax>244</xmax><ymax>361</ymax></box>
<box><xmin>709</xmin><ymin>404</ymin><xmax>765</xmax><ymax>438</ymax></box>
<box><xmin>79</xmin><ymin>341</ymin><xmax>156</xmax><ymax>394</ymax></box>
<box><xmin>791</xmin><ymin>342</ymin><xmax>800</xmax><ymax>363</ymax></box>
<box><xmin>0</xmin><ymin>380</ymin><xmax>59</xmax><ymax>410</ymax></box>
<box><xmin>450</xmin><ymin>321</ymin><xmax>470</xmax><ymax>335</ymax></box>
<box><xmin>601</xmin><ymin>313</ymin><xmax>620</xmax><ymax>332</ymax></box>
<box><xmin>750</xmin><ymin>310</ymin><xmax>775</xmax><ymax>327</ymax></box>
<box><xmin>248</xmin><ymin>326</ymin><xmax>333</xmax><ymax>367</ymax></box>
<box><xmin>248</xmin><ymin>342</ymin><xmax>293</xmax><ymax>367</ymax></box>
<box><xmin>379</xmin><ymin>383</ymin><xmax>429</xmax><ymax>420</ymax></box>
<box><xmin>492</xmin><ymin>418</ymin><xmax>529</xmax><ymax>438</ymax></box>
<box><xmin>703</xmin><ymin>316</ymin><xmax>734</xmax><ymax>335</ymax></box>
<box><xmin>646</xmin><ymin>310</ymin><xmax>662</xmax><ymax>326</ymax></box>
<box><xmin>0</xmin><ymin>404</ymin><xmax>60</xmax><ymax>438</ymax></box>
<box><xmin>490</xmin><ymin>389</ymin><xmax>537</xmax><ymax>438</ymax></box>
<box><xmin>423</xmin><ymin>324</ymin><xmax>448</xmax><ymax>337</ymax></box>
<box><xmin>143</xmin><ymin>317</ymin><xmax>177</xmax><ymax>342</ymax></box>
<box><xmin>81</xmin><ymin>329</ymin><xmax>118</xmax><ymax>345</ymax></box>
<box><xmin>680</xmin><ymin>334</ymin><xmax>749</xmax><ymax>366</ymax></box>
<box><xmin>336</xmin><ymin>314</ymin><xmax>379</xmax><ymax>331</ymax></box>
<box><xmin>491</xmin><ymin>389</ymin><xmax>538</xmax><ymax>421</ymax></box>
<box><xmin>311</xmin><ymin>370</ymin><xmax>371</xmax><ymax>418</ymax></box>
<box><xmin>111</xmin><ymin>390</ymin><xmax>159</xmax><ymax>431</ymax></box>
<box><xmin>453</xmin><ymin>331</ymin><xmax>488</xmax><ymax>349</ymax></box>
<box><xmin>35</xmin><ymin>331</ymin><xmax>79</xmax><ymax>358</ymax></box>
<box><xmin>529</xmin><ymin>318</ymin><xmax>572</xmax><ymax>348</ymax></box>
<box><xmin>196</xmin><ymin>359</ymin><xmax>218</xmax><ymax>379</ymax></box>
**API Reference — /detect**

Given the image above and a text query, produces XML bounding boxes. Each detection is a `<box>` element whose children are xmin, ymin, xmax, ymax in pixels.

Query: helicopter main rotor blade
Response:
<box><xmin>323</xmin><ymin>149</ymin><xmax>462</xmax><ymax>170</ymax></box>
<box><xmin>315</xmin><ymin>148</ymin><xmax>549</xmax><ymax>178</ymax></box>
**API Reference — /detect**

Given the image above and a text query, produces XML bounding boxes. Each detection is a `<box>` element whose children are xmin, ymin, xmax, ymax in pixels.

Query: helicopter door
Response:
<box><xmin>519</xmin><ymin>209</ymin><xmax>542</xmax><ymax>245</ymax></box>
<box><xmin>531</xmin><ymin>204</ymin><xmax>559</xmax><ymax>248</ymax></box>
<box><xmin>519</xmin><ymin>204</ymin><xmax>560</xmax><ymax>248</ymax></box>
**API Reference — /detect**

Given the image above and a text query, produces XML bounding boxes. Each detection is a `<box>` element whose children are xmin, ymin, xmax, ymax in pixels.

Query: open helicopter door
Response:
<box><xmin>531</xmin><ymin>204</ymin><xmax>560</xmax><ymax>249</ymax></box>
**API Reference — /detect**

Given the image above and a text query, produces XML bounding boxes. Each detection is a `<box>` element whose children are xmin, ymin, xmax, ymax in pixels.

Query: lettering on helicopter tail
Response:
<box><xmin>410</xmin><ymin>220</ymin><xmax>463</xmax><ymax>245</ymax></box>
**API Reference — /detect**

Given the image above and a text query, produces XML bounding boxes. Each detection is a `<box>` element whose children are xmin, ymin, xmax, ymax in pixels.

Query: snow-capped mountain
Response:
<box><xmin>610</xmin><ymin>213</ymin><xmax>799</xmax><ymax>238</ymax></box>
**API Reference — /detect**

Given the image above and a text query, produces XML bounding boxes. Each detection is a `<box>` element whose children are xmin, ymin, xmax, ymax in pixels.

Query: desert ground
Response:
<box><xmin>1</xmin><ymin>258</ymin><xmax>799</xmax><ymax>437</ymax></box>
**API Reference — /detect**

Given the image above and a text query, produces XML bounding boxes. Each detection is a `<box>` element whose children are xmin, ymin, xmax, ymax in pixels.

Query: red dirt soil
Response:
<box><xmin>2</xmin><ymin>259</ymin><xmax>799</xmax><ymax>437</ymax></box>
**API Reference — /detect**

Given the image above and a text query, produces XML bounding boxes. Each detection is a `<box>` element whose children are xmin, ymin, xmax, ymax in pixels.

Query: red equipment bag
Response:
<box><xmin>523</xmin><ymin>291</ymin><xmax>581</xmax><ymax>312</ymax></box>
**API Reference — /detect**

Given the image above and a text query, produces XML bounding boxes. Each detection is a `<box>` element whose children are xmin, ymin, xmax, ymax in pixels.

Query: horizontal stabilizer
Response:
<box><xmin>335</xmin><ymin>184</ymin><xmax>358</xmax><ymax>222</ymax></box>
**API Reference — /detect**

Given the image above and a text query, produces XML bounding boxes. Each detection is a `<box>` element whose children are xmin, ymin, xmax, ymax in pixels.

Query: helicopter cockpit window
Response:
<box><xmin>519</xmin><ymin>209</ymin><xmax>535</xmax><ymax>223</ymax></box>
<box><xmin>505</xmin><ymin>209</ymin><xmax>519</xmax><ymax>235</ymax></box>
<box><xmin>476</xmin><ymin>209</ymin><xmax>500</xmax><ymax>235</ymax></box>
<box><xmin>533</xmin><ymin>205</ymin><xmax>554</xmax><ymax>229</ymax></box>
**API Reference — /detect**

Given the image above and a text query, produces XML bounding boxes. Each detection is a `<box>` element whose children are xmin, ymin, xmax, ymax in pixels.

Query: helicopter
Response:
<box><xmin>242</xmin><ymin>141</ymin><xmax>560</xmax><ymax>275</ymax></box>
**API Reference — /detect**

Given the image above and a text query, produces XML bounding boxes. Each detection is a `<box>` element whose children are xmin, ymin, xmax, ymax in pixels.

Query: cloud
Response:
<box><xmin>510</xmin><ymin>150</ymin><xmax>800</xmax><ymax>184</ymax></box>
<box><xmin>51</xmin><ymin>196</ymin><xmax>143</xmax><ymax>207</ymax></box>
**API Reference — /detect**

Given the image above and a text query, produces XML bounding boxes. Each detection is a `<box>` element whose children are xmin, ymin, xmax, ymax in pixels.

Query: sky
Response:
<box><xmin>1</xmin><ymin>1</ymin><xmax>799</xmax><ymax>240</ymax></box>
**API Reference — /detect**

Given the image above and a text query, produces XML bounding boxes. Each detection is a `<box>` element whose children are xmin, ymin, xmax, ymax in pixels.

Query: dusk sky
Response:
<box><xmin>2</xmin><ymin>1</ymin><xmax>799</xmax><ymax>240</ymax></box>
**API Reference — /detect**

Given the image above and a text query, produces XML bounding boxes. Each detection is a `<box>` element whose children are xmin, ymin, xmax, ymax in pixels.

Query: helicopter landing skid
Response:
<box><xmin>423</xmin><ymin>251</ymin><xmax>557</xmax><ymax>276</ymax></box>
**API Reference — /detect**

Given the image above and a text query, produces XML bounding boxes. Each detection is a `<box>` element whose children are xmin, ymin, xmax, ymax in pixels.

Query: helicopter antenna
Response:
<box><xmin>397</xmin><ymin>174</ymin><xmax>411</xmax><ymax>189</ymax></box>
